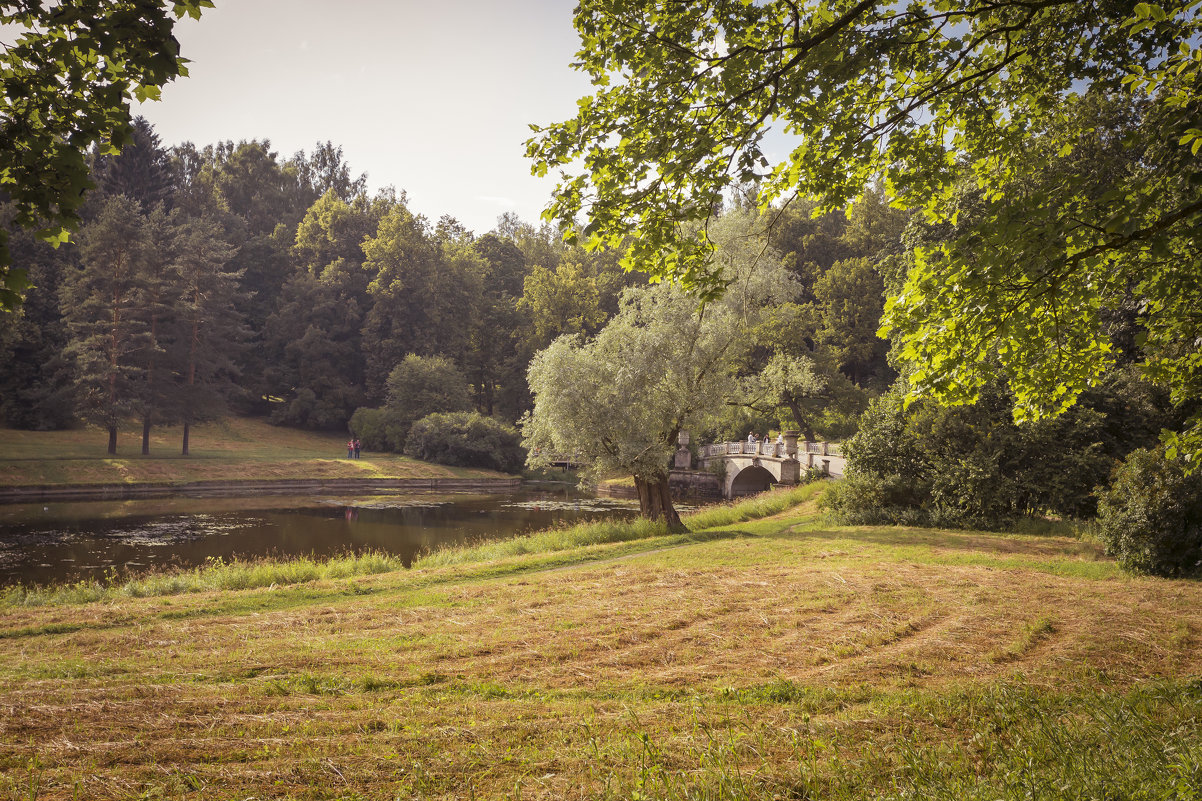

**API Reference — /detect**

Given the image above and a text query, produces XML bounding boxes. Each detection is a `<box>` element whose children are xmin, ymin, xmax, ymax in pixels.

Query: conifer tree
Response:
<box><xmin>133</xmin><ymin>208</ymin><xmax>182</xmax><ymax>454</ymax></box>
<box><xmin>91</xmin><ymin>117</ymin><xmax>176</xmax><ymax>213</ymax></box>
<box><xmin>62</xmin><ymin>196</ymin><xmax>152</xmax><ymax>454</ymax></box>
<box><xmin>171</xmin><ymin>217</ymin><xmax>241</xmax><ymax>455</ymax></box>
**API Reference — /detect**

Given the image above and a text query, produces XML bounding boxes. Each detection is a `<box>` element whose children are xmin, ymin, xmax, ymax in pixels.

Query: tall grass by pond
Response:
<box><xmin>0</xmin><ymin>551</ymin><xmax>406</xmax><ymax>609</ymax></box>
<box><xmin>412</xmin><ymin>481</ymin><xmax>825</xmax><ymax>568</ymax></box>
<box><xmin>0</xmin><ymin>482</ymin><xmax>827</xmax><ymax>608</ymax></box>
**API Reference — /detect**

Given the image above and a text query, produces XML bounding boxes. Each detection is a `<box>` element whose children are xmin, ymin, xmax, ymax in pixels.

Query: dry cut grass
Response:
<box><xmin>1</xmin><ymin>495</ymin><xmax>1200</xmax><ymax>799</ymax></box>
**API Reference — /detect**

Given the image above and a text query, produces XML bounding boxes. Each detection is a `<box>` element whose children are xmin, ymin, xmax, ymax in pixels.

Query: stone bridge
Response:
<box><xmin>682</xmin><ymin>433</ymin><xmax>845</xmax><ymax>499</ymax></box>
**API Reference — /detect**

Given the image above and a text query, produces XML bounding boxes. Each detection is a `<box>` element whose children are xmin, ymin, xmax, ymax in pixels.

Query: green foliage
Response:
<box><xmin>361</xmin><ymin>203</ymin><xmax>474</xmax><ymax>398</ymax></box>
<box><xmin>350</xmin><ymin>356</ymin><xmax>475</xmax><ymax>451</ymax></box>
<box><xmin>386</xmin><ymin>354</ymin><xmax>472</xmax><ymax>414</ymax></box>
<box><xmin>172</xmin><ymin>214</ymin><xmax>243</xmax><ymax>449</ymax></box>
<box><xmin>519</xmin><ymin>260</ymin><xmax>607</xmax><ymax>349</ymax></box>
<box><xmin>89</xmin><ymin>116</ymin><xmax>176</xmax><ymax>212</ymax></box>
<box><xmin>814</xmin><ymin>257</ymin><xmax>888</xmax><ymax>386</ymax></box>
<box><xmin>531</xmin><ymin>1</ymin><xmax>1202</xmax><ymax>466</ymax></box>
<box><xmin>388</xmin><ymin>353</ymin><xmax>473</xmax><ymax>423</ymax></box>
<box><xmin>0</xmin><ymin>0</ymin><xmax>212</xmax><ymax>311</ymax></box>
<box><xmin>824</xmin><ymin>378</ymin><xmax>1150</xmax><ymax>529</ymax></box>
<box><xmin>740</xmin><ymin>353</ymin><xmax>827</xmax><ymax>440</ymax></box>
<box><xmin>1096</xmin><ymin>447</ymin><xmax>1202</xmax><ymax>577</ymax></box>
<box><xmin>264</xmin><ymin>272</ymin><xmax>367</xmax><ymax>429</ymax></box>
<box><xmin>531</xmin><ymin>2</ymin><xmax>1183</xmax><ymax>290</ymax></box>
<box><xmin>0</xmin><ymin>222</ymin><xmax>76</xmax><ymax>429</ymax></box>
<box><xmin>61</xmin><ymin>196</ymin><xmax>156</xmax><ymax>446</ymax></box>
<box><xmin>261</xmin><ymin>188</ymin><xmax>391</xmax><ymax>427</ymax></box>
<box><xmin>348</xmin><ymin>406</ymin><xmax>409</xmax><ymax>453</ymax></box>
<box><xmin>461</xmin><ymin>234</ymin><xmax>532</xmax><ymax>419</ymax></box>
<box><xmin>403</xmin><ymin>411</ymin><xmax>525</xmax><ymax>473</ymax></box>
<box><xmin>525</xmin><ymin>212</ymin><xmax>797</xmax><ymax>488</ymax></box>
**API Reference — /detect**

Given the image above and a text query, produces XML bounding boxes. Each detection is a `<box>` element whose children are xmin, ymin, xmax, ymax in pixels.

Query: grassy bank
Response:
<box><xmin>1</xmin><ymin>484</ymin><xmax>825</xmax><ymax>609</ymax></box>
<box><xmin>0</xmin><ymin>417</ymin><xmax>508</xmax><ymax>487</ymax></box>
<box><xmin>1</xmin><ymin>488</ymin><xmax>1199</xmax><ymax>800</ymax></box>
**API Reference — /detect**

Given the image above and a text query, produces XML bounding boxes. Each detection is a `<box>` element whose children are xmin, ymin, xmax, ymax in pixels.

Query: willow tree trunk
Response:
<box><xmin>634</xmin><ymin>475</ymin><xmax>687</xmax><ymax>532</ymax></box>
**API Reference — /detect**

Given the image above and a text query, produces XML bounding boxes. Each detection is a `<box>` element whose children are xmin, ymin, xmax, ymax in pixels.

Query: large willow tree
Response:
<box><xmin>523</xmin><ymin>212</ymin><xmax>797</xmax><ymax>528</ymax></box>
<box><xmin>527</xmin><ymin>1</ymin><xmax>1202</xmax><ymax>467</ymax></box>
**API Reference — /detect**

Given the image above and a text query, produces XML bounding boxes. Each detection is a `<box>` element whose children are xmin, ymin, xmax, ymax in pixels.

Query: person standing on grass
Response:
<box><xmin>347</xmin><ymin>439</ymin><xmax>354</xmax><ymax>458</ymax></box>
<box><xmin>353</xmin><ymin>438</ymin><xmax>361</xmax><ymax>459</ymax></box>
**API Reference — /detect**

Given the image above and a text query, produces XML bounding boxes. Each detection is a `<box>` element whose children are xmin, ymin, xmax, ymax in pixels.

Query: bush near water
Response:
<box><xmin>403</xmin><ymin>411</ymin><xmax>526</xmax><ymax>473</ymax></box>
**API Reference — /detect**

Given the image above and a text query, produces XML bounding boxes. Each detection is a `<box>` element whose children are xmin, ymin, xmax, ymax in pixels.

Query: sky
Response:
<box><xmin>135</xmin><ymin>0</ymin><xmax>595</xmax><ymax>235</ymax></box>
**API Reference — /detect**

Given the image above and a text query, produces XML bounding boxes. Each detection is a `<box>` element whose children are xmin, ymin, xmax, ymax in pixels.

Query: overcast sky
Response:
<box><xmin>135</xmin><ymin>0</ymin><xmax>594</xmax><ymax>235</ymax></box>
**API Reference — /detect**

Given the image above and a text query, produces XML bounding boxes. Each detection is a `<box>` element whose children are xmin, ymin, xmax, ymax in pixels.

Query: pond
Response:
<box><xmin>0</xmin><ymin>486</ymin><xmax>642</xmax><ymax>587</ymax></box>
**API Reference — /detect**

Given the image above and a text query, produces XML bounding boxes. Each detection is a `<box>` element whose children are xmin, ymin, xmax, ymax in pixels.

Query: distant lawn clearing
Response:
<box><xmin>1</xmin><ymin>489</ymin><xmax>1198</xmax><ymax>800</ymax></box>
<box><xmin>0</xmin><ymin>417</ymin><xmax>509</xmax><ymax>486</ymax></box>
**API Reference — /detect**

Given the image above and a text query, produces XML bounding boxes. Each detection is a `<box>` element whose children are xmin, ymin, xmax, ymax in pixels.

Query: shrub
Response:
<box><xmin>820</xmin><ymin>391</ymin><xmax>934</xmax><ymax>525</ymax></box>
<box><xmin>824</xmin><ymin>381</ymin><xmax>1120</xmax><ymax>529</ymax></box>
<box><xmin>350</xmin><ymin>355</ymin><xmax>474</xmax><ymax>452</ymax></box>
<box><xmin>821</xmin><ymin>471</ymin><xmax>930</xmax><ymax>526</ymax></box>
<box><xmin>348</xmin><ymin>406</ymin><xmax>409</xmax><ymax>452</ymax></box>
<box><xmin>404</xmin><ymin>411</ymin><xmax>526</xmax><ymax>473</ymax></box>
<box><xmin>1096</xmin><ymin>448</ymin><xmax>1202</xmax><ymax>577</ymax></box>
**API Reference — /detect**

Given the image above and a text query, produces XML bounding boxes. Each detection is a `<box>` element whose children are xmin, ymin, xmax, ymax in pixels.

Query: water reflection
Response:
<box><xmin>0</xmin><ymin>489</ymin><xmax>640</xmax><ymax>587</ymax></box>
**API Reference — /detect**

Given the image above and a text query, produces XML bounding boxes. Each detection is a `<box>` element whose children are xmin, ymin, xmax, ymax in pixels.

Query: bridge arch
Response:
<box><xmin>729</xmin><ymin>464</ymin><xmax>776</xmax><ymax>497</ymax></box>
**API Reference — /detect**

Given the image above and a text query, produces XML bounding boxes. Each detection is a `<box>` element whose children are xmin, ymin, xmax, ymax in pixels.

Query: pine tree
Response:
<box><xmin>132</xmin><ymin>208</ymin><xmax>182</xmax><ymax>454</ymax></box>
<box><xmin>63</xmin><ymin>197</ymin><xmax>152</xmax><ymax>454</ymax></box>
<box><xmin>91</xmin><ymin>117</ymin><xmax>175</xmax><ymax>212</ymax></box>
<box><xmin>170</xmin><ymin>217</ymin><xmax>242</xmax><ymax>455</ymax></box>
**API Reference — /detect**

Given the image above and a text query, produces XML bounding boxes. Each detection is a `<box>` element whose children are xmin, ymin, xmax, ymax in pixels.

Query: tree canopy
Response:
<box><xmin>523</xmin><ymin>210</ymin><xmax>799</xmax><ymax>527</ymax></box>
<box><xmin>0</xmin><ymin>0</ymin><xmax>212</xmax><ymax>310</ymax></box>
<box><xmin>528</xmin><ymin>0</ymin><xmax>1202</xmax><ymax>465</ymax></box>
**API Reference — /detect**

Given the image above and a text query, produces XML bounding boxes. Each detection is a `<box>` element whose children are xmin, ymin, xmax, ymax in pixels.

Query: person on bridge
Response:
<box><xmin>747</xmin><ymin>431</ymin><xmax>758</xmax><ymax>444</ymax></box>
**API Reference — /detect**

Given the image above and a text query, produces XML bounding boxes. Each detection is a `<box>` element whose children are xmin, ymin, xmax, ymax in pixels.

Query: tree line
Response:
<box><xmin>2</xmin><ymin>115</ymin><xmax>1192</xmax><ymax>572</ymax></box>
<box><xmin>0</xmin><ymin>118</ymin><xmax>911</xmax><ymax>456</ymax></box>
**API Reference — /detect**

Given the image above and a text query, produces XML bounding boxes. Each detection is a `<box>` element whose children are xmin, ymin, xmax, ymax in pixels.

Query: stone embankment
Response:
<box><xmin>0</xmin><ymin>476</ymin><xmax>522</xmax><ymax>504</ymax></box>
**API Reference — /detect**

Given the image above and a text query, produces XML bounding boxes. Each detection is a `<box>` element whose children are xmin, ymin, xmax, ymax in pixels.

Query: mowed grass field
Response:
<box><xmin>0</xmin><ymin>418</ymin><xmax>506</xmax><ymax>486</ymax></box>
<box><xmin>1</xmin><ymin>487</ymin><xmax>1200</xmax><ymax>800</ymax></box>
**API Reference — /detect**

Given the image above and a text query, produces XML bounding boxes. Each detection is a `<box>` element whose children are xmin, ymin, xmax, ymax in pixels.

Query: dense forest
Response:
<box><xmin>0</xmin><ymin>118</ymin><xmax>907</xmax><ymax>453</ymax></box>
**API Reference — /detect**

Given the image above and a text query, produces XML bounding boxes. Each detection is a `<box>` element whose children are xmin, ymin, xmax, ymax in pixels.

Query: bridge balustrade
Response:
<box><xmin>701</xmin><ymin>440</ymin><xmax>838</xmax><ymax>458</ymax></box>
